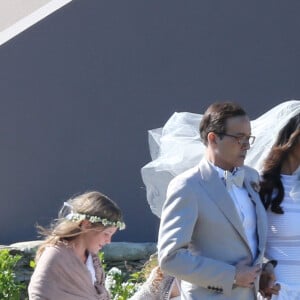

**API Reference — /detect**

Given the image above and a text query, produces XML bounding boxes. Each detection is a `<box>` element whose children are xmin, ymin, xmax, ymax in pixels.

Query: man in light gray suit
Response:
<box><xmin>158</xmin><ymin>102</ymin><xmax>268</xmax><ymax>299</ymax></box>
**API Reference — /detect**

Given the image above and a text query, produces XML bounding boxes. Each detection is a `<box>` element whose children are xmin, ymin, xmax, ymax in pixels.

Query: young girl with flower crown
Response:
<box><xmin>28</xmin><ymin>191</ymin><xmax>125</xmax><ymax>300</ymax></box>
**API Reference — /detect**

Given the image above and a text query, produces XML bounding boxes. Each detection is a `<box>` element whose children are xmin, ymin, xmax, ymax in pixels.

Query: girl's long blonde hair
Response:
<box><xmin>35</xmin><ymin>191</ymin><xmax>123</xmax><ymax>261</ymax></box>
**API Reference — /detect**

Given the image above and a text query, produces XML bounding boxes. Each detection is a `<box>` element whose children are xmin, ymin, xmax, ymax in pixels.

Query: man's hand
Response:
<box><xmin>234</xmin><ymin>258</ymin><xmax>261</xmax><ymax>288</ymax></box>
<box><xmin>259</xmin><ymin>260</ymin><xmax>281</xmax><ymax>299</ymax></box>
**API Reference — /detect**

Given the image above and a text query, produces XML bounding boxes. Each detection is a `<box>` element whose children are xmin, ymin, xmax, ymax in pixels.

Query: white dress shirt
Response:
<box><xmin>86</xmin><ymin>253</ymin><xmax>96</xmax><ymax>283</ymax></box>
<box><xmin>211</xmin><ymin>163</ymin><xmax>258</xmax><ymax>258</ymax></box>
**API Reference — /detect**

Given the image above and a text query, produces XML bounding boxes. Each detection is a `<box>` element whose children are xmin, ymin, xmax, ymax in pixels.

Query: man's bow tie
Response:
<box><xmin>224</xmin><ymin>169</ymin><xmax>245</xmax><ymax>190</ymax></box>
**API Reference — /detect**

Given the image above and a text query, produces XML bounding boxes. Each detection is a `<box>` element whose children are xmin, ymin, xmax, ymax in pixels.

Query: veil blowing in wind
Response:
<box><xmin>141</xmin><ymin>100</ymin><xmax>300</xmax><ymax>218</ymax></box>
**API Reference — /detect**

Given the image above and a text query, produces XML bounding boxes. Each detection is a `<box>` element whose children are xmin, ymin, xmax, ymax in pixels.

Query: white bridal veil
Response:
<box><xmin>141</xmin><ymin>100</ymin><xmax>300</xmax><ymax>218</ymax></box>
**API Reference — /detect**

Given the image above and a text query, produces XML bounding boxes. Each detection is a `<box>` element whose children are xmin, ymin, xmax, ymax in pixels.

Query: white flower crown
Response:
<box><xmin>60</xmin><ymin>202</ymin><xmax>126</xmax><ymax>230</ymax></box>
<box><xmin>66</xmin><ymin>212</ymin><xmax>126</xmax><ymax>230</ymax></box>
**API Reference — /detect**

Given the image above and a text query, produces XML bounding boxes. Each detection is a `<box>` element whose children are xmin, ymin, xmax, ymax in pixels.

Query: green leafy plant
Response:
<box><xmin>98</xmin><ymin>251</ymin><xmax>107</xmax><ymax>271</ymax></box>
<box><xmin>0</xmin><ymin>249</ymin><xmax>26</xmax><ymax>299</ymax></box>
<box><xmin>99</xmin><ymin>250</ymin><xmax>145</xmax><ymax>299</ymax></box>
<box><xmin>105</xmin><ymin>267</ymin><xmax>143</xmax><ymax>300</ymax></box>
<box><xmin>29</xmin><ymin>259</ymin><xmax>36</xmax><ymax>269</ymax></box>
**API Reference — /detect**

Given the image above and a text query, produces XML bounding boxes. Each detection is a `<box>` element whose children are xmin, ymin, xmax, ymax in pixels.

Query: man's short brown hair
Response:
<box><xmin>199</xmin><ymin>102</ymin><xmax>247</xmax><ymax>146</ymax></box>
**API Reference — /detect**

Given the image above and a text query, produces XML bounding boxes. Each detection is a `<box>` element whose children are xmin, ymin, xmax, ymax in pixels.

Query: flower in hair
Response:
<box><xmin>66</xmin><ymin>212</ymin><xmax>126</xmax><ymax>230</ymax></box>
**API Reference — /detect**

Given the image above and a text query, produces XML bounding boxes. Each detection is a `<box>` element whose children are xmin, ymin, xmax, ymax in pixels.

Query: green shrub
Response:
<box><xmin>0</xmin><ymin>249</ymin><xmax>26</xmax><ymax>299</ymax></box>
<box><xmin>105</xmin><ymin>267</ymin><xmax>143</xmax><ymax>300</ymax></box>
<box><xmin>99</xmin><ymin>251</ymin><xmax>144</xmax><ymax>300</ymax></box>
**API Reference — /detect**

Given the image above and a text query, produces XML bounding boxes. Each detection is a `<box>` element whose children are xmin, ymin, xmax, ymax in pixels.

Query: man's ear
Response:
<box><xmin>207</xmin><ymin>132</ymin><xmax>218</xmax><ymax>145</ymax></box>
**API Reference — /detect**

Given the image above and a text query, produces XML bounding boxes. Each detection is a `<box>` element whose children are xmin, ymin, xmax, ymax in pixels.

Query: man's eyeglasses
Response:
<box><xmin>215</xmin><ymin>132</ymin><xmax>256</xmax><ymax>146</ymax></box>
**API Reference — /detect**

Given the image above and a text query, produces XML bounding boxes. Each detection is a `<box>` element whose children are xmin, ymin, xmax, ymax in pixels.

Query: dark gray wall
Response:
<box><xmin>1</xmin><ymin>0</ymin><xmax>300</xmax><ymax>244</ymax></box>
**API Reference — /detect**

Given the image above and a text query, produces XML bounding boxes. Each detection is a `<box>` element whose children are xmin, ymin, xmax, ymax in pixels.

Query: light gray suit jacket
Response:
<box><xmin>158</xmin><ymin>159</ymin><xmax>268</xmax><ymax>300</ymax></box>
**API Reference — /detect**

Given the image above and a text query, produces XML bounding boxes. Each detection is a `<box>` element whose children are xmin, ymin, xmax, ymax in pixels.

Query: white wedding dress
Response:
<box><xmin>141</xmin><ymin>100</ymin><xmax>300</xmax><ymax>299</ymax></box>
<box><xmin>265</xmin><ymin>173</ymin><xmax>300</xmax><ymax>300</ymax></box>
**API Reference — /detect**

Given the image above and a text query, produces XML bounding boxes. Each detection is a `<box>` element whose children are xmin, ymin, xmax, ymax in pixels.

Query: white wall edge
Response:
<box><xmin>0</xmin><ymin>0</ymin><xmax>73</xmax><ymax>47</ymax></box>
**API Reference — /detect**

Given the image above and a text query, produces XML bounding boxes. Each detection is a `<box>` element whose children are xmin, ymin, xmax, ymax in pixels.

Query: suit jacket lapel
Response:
<box><xmin>244</xmin><ymin>178</ymin><xmax>267</xmax><ymax>259</ymax></box>
<box><xmin>198</xmin><ymin>159</ymin><xmax>250</xmax><ymax>250</ymax></box>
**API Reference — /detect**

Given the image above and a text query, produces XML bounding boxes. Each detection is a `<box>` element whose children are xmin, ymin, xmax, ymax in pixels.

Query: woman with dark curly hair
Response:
<box><xmin>260</xmin><ymin>112</ymin><xmax>300</xmax><ymax>300</ymax></box>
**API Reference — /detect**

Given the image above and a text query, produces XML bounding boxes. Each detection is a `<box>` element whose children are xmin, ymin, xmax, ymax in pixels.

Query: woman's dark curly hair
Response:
<box><xmin>260</xmin><ymin>113</ymin><xmax>300</xmax><ymax>213</ymax></box>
